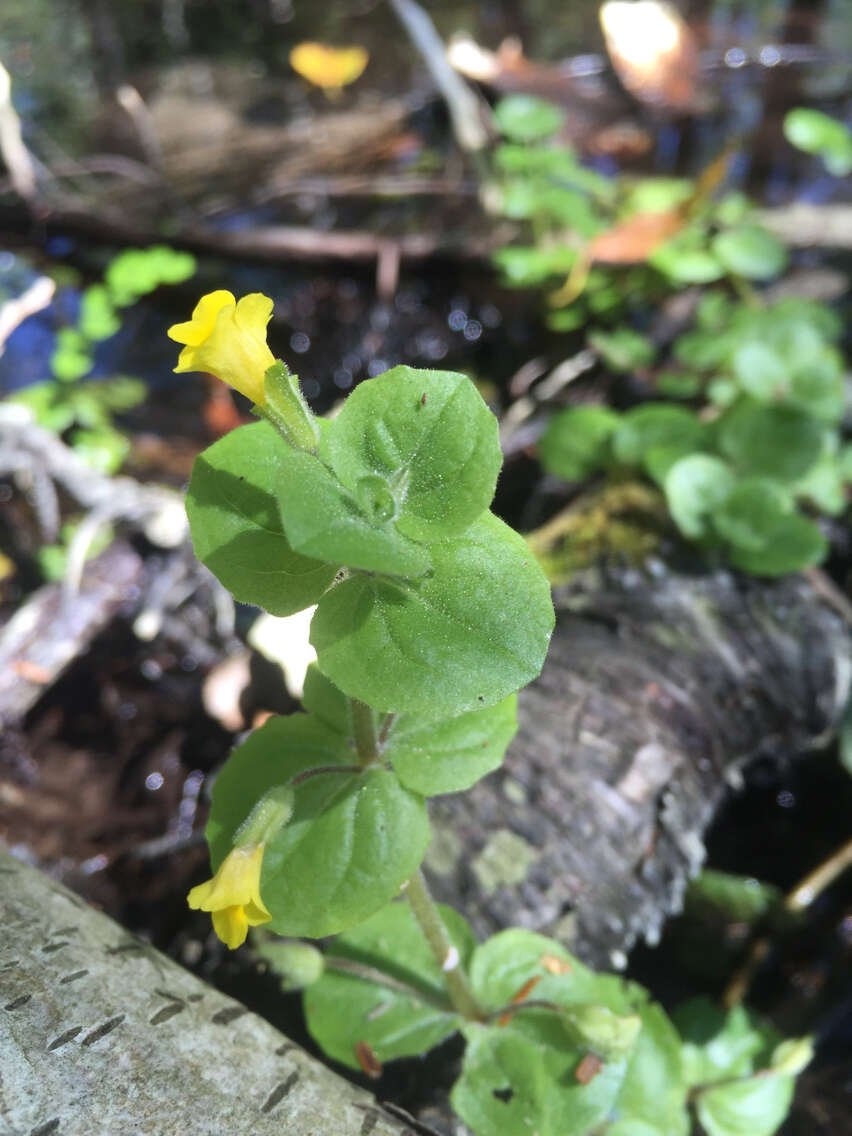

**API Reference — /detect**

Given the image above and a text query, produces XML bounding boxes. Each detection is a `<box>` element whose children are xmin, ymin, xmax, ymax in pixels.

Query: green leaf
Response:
<box><xmin>69</xmin><ymin>426</ymin><xmax>129</xmax><ymax>474</ymax></box>
<box><xmin>51</xmin><ymin>326</ymin><xmax>93</xmax><ymax>381</ymax></box>
<box><xmin>656</xmin><ymin>371</ymin><xmax>702</xmax><ymax>399</ymax></box>
<box><xmin>452</xmin><ymin>1023</ymin><xmax>626</xmax><ymax>1136</ymax></box>
<box><xmin>623</xmin><ymin>178</ymin><xmax>692</xmax><ymax>214</ymax></box>
<box><xmin>588</xmin><ymin>328</ymin><xmax>654</xmax><ymax>373</ymax></box>
<box><xmin>732</xmin><ymin>341</ymin><xmax>788</xmax><ymax>402</ymax></box>
<box><xmin>794</xmin><ymin>452</ymin><xmax>847</xmax><ymax>516</ymax></box>
<box><xmin>276</xmin><ymin>446</ymin><xmax>431</xmax><ymax>576</ymax></box>
<box><xmin>615</xmin><ymin>1000</ymin><xmax>689</xmax><ymax>1136</ymax></box>
<box><xmin>538</xmin><ymin>406</ymin><xmax>621</xmax><ymax>480</ymax></box>
<box><xmin>311</xmin><ymin>511</ymin><xmax>554</xmax><ymax>716</ymax></box>
<box><xmin>712</xmin><ymin>227</ymin><xmax>787</xmax><ymax>281</ymax></box>
<box><xmin>494</xmin><ymin>95</ymin><xmax>565</xmax><ymax>142</ymax></box>
<box><xmin>717</xmin><ymin>403</ymin><xmax>823</xmax><ymax>482</ymax></box>
<box><xmin>386</xmin><ymin>695</ymin><xmax>518</xmax><ymax>795</ymax></box>
<box><xmin>301</xmin><ymin>663</ymin><xmax>352</xmax><ymax>735</ymax></box>
<box><xmin>673</xmin><ymin>998</ymin><xmax>778</xmax><ymax>1088</ymax></box>
<box><xmin>713</xmin><ymin>478</ymin><xmax>793</xmax><ymax>551</ymax></box>
<box><xmin>78</xmin><ymin>284</ymin><xmax>120</xmax><ymax>341</ymax></box>
<box><xmin>727</xmin><ymin>512</ymin><xmax>826</xmax><ymax>576</ymax></box>
<box><xmin>320</xmin><ymin>365</ymin><xmax>502</xmax><ymax>542</ymax></box>
<box><xmin>186</xmin><ymin>421</ymin><xmax>339</xmax><ymax>616</ymax></box>
<box><xmin>664</xmin><ymin>455</ymin><xmax>737</xmax><ymax>539</ymax></box>
<box><xmin>651</xmin><ymin>238</ymin><xmax>724</xmax><ymax>284</ymax></box>
<box><xmin>784</xmin><ymin>108</ymin><xmax>852</xmax><ymax>176</ymax></box>
<box><xmin>206</xmin><ymin>714</ymin><xmax>430</xmax><ymax>938</ymax></box>
<box><xmin>493</xmin><ymin>245</ymin><xmax>577</xmax><ymax>286</ymax></box>
<box><xmin>685</xmin><ymin>871</ymin><xmax>783</xmax><ymax>924</ymax></box>
<box><xmin>612</xmin><ymin>404</ymin><xmax>705</xmax><ymax>480</ymax></box>
<box><xmin>462</xmin><ymin>930</ymin><xmax>688</xmax><ymax>1136</ymax></box>
<box><xmin>789</xmin><ymin>348</ymin><xmax>846</xmax><ymax>424</ymax></box>
<box><xmin>696</xmin><ymin>1074</ymin><xmax>795</xmax><ymax>1136</ymax></box>
<box><xmin>304</xmin><ymin>901</ymin><xmax>474</xmax><ymax>1067</ymax></box>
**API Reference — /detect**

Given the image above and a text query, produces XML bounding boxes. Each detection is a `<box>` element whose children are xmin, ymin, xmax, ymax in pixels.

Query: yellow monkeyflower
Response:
<box><xmin>289</xmin><ymin>43</ymin><xmax>368</xmax><ymax>94</ymax></box>
<box><xmin>167</xmin><ymin>290</ymin><xmax>275</xmax><ymax>406</ymax></box>
<box><xmin>187</xmin><ymin>842</ymin><xmax>271</xmax><ymax>949</ymax></box>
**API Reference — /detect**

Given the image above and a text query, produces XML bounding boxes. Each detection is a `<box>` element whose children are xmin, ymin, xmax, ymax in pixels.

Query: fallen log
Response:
<box><xmin>426</xmin><ymin>564</ymin><xmax>851</xmax><ymax>969</ymax></box>
<box><xmin>0</xmin><ymin>846</ymin><xmax>413</xmax><ymax>1135</ymax></box>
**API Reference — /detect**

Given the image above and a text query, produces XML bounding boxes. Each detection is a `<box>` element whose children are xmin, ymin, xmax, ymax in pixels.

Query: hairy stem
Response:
<box><xmin>404</xmin><ymin>869</ymin><xmax>484</xmax><ymax>1021</ymax></box>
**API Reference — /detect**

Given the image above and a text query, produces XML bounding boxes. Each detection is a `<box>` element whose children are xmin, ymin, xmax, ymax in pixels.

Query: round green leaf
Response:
<box><xmin>712</xmin><ymin>226</ymin><xmax>787</xmax><ymax>281</ymax></box>
<box><xmin>276</xmin><ymin>446</ymin><xmax>431</xmax><ymax>576</ymax></box>
<box><xmin>612</xmin><ymin>404</ymin><xmax>705</xmax><ymax>478</ymax></box>
<box><xmin>310</xmin><ymin>511</ymin><xmax>554</xmax><ymax>716</ymax></box>
<box><xmin>664</xmin><ymin>455</ymin><xmax>737</xmax><ymax>539</ymax></box>
<box><xmin>732</xmin><ymin>341</ymin><xmax>788</xmax><ymax>401</ymax></box>
<box><xmin>321</xmin><ymin>365</ymin><xmax>502</xmax><ymax>542</ymax></box>
<box><xmin>451</xmin><ymin>1024</ymin><xmax>626</xmax><ymax>1136</ymax></box>
<box><xmin>727</xmin><ymin>512</ymin><xmax>827</xmax><ymax>576</ymax></box>
<box><xmin>494</xmin><ymin>94</ymin><xmax>565</xmax><ymax>142</ymax></box>
<box><xmin>717</xmin><ymin>403</ymin><xmax>823</xmax><ymax>482</ymax></box>
<box><xmin>651</xmin><ymin>240</ymin><xmax>724</xmax><ymax>284</ymax></box>
<box><xmin>186</xmin><ymin>422</ymin><xmax>339</xmax><ymax>615</ymax></box>
<box><xmin>712</xmin><ymin>478</ymin><xmax>793</xmax><ymax>551</ymax></box>
<box><xmin>588</xmin><ymin>328</ymin><xmax>654</xmax><ymax>373</ymax></box>
<box><xmin>304</xmin><ymin>901</ymin><xmax>474</xmax><ymax>1068</ymax></box>
<box><xmin>696</xmin><ymin>1074</ymin><xmax>795</xmax><ymax>1136</ymax></box>
<box><xmin>206</xmin><ymin>714</ymin><xmax>430</xmax><ymax>938</ymax></box>
<box><xmin>784</xmin><ymin>108</ymin><xmax>852</xmax><ymax>175</ymax></box>
<box><xmin>538</xmin><ymin>406</ymin><xmax>621</xmax><ymax>480</ymax></box>
<box><xmin>387</xmin><ymin>695</ymin><xmax>518</xmax><ymax>796</ymax></box>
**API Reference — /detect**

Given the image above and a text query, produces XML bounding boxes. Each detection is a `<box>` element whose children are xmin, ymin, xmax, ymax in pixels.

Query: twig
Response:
<box><xmin>388</xmin><ymin>0</ymin><xmax>492</xmax><ymax>153</ymax></box>
<box><xmin>0</xmin><ymin>276</ymin><xmax>55</xmax><ymax>352</ymax></box>
<box><xmin>723</xmin><ymin>835</ymin><xmax>852</xmax><ymax>1009</ymax></box>
<box><xmin>804</xmin><ymin>566</ymin><xmax>852</xmax><ymax>627</ymax></box>
<box><xmin>0</xmin><ymin>60</ymin><xmax>37</xmax><ymax>200</ymax></box>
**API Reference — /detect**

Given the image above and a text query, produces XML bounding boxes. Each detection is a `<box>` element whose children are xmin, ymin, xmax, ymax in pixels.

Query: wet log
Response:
<box><xmin>426</xmin><ymin>566</ymin><xmax>851</xmax><ymax>969</ymax></box>
<box><xmin>0</xmin><ymin>847</ymin><xmax>411</xmax><ymax>1136</ymax></box>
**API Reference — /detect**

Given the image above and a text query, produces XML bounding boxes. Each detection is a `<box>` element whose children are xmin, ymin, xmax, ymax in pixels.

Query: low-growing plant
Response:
<box><xmin>485</xmin><ymin>94</ymin><xmax>787</xmax><ymax>330</ymax></box>
<box><xmin>538</xmin><ymin>291</ymin><xmax>850</xmax><ymax>575</ymax></box>
<box><xmin>11</xmin><ymin>244</ymin><xmax>196</xmax><ymax>473</ymax></box>
<box><xmin>172</xmin><ymin>290</ymin><xmax>814</xmax><ymax>1135</ymax></box>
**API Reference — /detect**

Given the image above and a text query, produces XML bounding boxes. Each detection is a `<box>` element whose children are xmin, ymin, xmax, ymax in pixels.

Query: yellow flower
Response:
<box><xmin>187</xmin><ymin>842</ymin><xmax>271</xmax><ymax>949</ymax></box>
<box><xmin>289</xmin><ymin>43</ymin><xmax>368</xmax><ymax>93</ymax></box>
<box><xmin>167</xmin><ymin>291</ymin><xmax>275</xmax><ymax>406</ymax></box>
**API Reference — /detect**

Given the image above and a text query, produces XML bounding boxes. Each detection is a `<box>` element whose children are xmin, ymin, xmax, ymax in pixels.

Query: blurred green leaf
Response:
<box><xmin>664</xmin><ymin>455</ymin><xmax>736</xmax><ymax>539</ymax></box>
<box><xmin>717</xmin><ymin>403</ymin><xmax>823</xmax><ymax>482</ymax></box>
<box><xmin>538</xmin><ymin>405</ymin><xmax>621</xmax><ymax>480</ymax></box>
<box><xmin>784</xmin><ymin>108</ymin><xmax>852</xmax><ymax>176</ymax></box>
<box><xmin>494</xmin><ymin>95</ymin><xmax>565</xmax><ymax>142</ymax></box>
<box><xmin>686</xmin><ymin>870</ymin><xmax>783</xmax><ymax>924</ymax></box>
<box><xmin>588</xmin><ymin>327</ymin><xmax>654</xmax><ymax>373</ymax></box>
<box><xmin>711</xmin><ymin>227</ymin><xmax>787</xmax><ymax>281</ymax></box>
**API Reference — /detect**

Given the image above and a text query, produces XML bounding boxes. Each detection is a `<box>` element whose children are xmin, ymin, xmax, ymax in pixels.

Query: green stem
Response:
<box><xmin>350</xmin><ymin>699</ymin><xmax>380</xmax><ymax>766</ymax></box>
<box><xmin>404</xmin><ymin>869</ymin><xmax>484</xmax><ymax>1021</ymax></box>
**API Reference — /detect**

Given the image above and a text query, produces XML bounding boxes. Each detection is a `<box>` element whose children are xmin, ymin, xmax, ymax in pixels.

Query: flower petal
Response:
<box><xmin>212</xmin><ymin>905</ymin><xmax>249</xmax><ymax>949</ymax></box>
<box><xmin>167</xmin><ymin>290</ymin><xmax>235</xmax><ymax>346</ymax></box>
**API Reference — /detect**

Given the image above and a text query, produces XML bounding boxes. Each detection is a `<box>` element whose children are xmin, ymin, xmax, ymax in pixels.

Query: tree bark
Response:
<box><xmin>425</xmin><ymin>566</ymin><xmax>851</xmax><ymax>969</ymax></box>
<box><xmin>0</xmin><ymin>847</ymin><xmax>412</xmax><ymax>1136</ymax></box>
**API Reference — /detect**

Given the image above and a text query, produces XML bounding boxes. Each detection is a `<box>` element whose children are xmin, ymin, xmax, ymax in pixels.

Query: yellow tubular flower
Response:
<box><xmin>167</xmin><ymin>290</ymin><xmax>275</xmax><ymax>406</ymax></box>
<box><xmin>187</xmin><ymin>842</ymin><xmax>271</xmax><ymax>949</ymax></box>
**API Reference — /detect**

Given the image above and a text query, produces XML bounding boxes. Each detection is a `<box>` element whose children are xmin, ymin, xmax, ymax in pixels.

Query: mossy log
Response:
<box><xmin>0</xmin><ymin>848</ymin><xmax>411</xmax><ymax>1136</ymax></box>
<box><xmin>426</xmin><ymin>566</ymin><xmax>851</xmax><ymax>969</ymax></box>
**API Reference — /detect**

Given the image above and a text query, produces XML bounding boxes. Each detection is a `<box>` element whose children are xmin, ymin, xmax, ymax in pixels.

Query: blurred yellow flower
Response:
<box><xmin>187</xmin><ymin>842</ymin><xmax>271</xmax><ymax>949</ymax></box>
<box><xmin>290</xmin><ymin>43</ymin><xmax>369</xmax><ymax>93</ymax></box>
<box><xmin>168</xmin><ymin>291</ymin><xmax>275</xmax><ymax>406</ymax></box>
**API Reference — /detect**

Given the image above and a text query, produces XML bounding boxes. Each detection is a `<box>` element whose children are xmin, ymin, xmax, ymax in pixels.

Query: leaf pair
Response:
<box><xmin>188</xmin><ymin>365</ymin><xmax>554</xmax><ymax>716</ymax></box>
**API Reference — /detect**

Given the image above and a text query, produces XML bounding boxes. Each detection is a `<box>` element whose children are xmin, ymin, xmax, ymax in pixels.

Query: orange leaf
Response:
<box><xmin>588</xmin><ymin>209</ymin><xmax>685</xmax><ymax>265</ymax></box>
<box><xmin>290</xmin><ymin>43</ymin><xmax>369</xmax><ymax>91</ymax></box>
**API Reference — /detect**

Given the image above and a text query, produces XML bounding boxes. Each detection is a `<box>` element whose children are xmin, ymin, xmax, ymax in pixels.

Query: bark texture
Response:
<box><xmin>0</xmin><ymin>848</ymin><xmax>411</xmax><ymax>1136</ymax></box>
<box><xmin>426</xmin><ymin>566</ymin><xmax>851</xmax><ymax>969</ymax></box>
